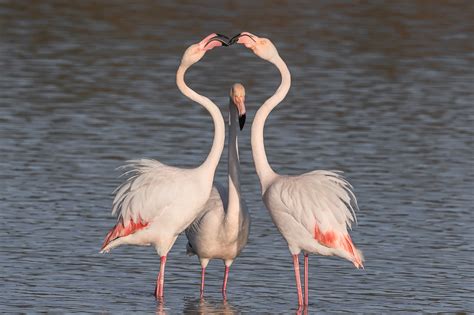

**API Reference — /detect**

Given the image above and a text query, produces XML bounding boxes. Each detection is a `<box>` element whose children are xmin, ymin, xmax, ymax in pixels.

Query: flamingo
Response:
<box><xmin>100</xmin><ymin>33</ymin><xmax>230</xmax><ymax>299</ymax></box>
<box><xmin>185</xmin><ymin>83</ymin><xmax>250</xmax><ymax>299</ymax></box>
<box><xmin>231</xmin><ymin>32</ymin><xmax>364</xmax><ymax>306</ymax></box>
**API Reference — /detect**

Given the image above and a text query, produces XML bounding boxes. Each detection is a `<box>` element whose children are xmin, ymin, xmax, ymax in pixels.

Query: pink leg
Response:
<box><xmin>155</xmin><ymin>272</ymin><xmax>160</xmax><ymax>298</ymax></box>
<box><xmin>304</xmin><ymin>254</ymin><xmax>309</xmax><ymax>306</ymax></box>
<box><xmin>293</xmin><ymin>254</ymin><xmax>303</xmax><ymax>306</ymax></box>
<box><xmin>200</xmin><ymin>267</ymin><xmax>206</xmax><ymax>298</ymax></box>
<box><xmin>156</xmin><ymin>255</ymin><xmax>167</xmax><ymax>299</ymax></box>
<box><xmin>222</xmin><ymin>265</ymin><xmax>230</xmax><ymax>299</ymax></box>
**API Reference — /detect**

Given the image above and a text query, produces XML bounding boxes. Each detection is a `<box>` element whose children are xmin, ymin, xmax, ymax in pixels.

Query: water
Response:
<box><xmin>1</xmin><ymin>1</ymin><xmax>473</xmax><ymax>313</ymax></box>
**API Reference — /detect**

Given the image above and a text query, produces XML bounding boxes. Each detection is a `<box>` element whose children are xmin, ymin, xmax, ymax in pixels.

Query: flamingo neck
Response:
<box><xmin>176</xmin><ymin>65</ymin><xmax>225</xmax><ymax>177</ymax></box>
<box><xmin>226</xmin><ymin>99</ymin><xmax>241</xmax><ymax>224</ymax></box>
<box><xmin>251</xmin><ymin>55</ymin><xmax>291</xmax><ymax>192</ymax></box>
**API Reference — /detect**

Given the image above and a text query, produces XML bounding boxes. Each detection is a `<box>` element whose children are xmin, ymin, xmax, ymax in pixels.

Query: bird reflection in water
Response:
<box><xmin>182</xmin><ymin>297</ymin><xmax>238</xmax><ymax>315</ymax></box>
<box><xmin>155</xmin><ymin>299</ymin><xmax>168</xmax><ymax>315</ymax></box>
<box><xmin>295</xmin><ymin>305</ymin><xmax>309</xmax><ymax>315</ymax></box>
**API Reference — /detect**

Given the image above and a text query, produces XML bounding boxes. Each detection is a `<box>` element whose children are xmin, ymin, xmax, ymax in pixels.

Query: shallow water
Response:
<box><xmin>1</xmin><ymin>1</ymin><xmax>473</xmax><ymax>313</ymax></box>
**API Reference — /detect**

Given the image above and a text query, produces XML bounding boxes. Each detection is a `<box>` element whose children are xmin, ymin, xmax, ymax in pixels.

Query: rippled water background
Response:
<box><xmin>1</xmin><ymin>1</ymin><xmax>473</xmax><ymax>313</ymax></box>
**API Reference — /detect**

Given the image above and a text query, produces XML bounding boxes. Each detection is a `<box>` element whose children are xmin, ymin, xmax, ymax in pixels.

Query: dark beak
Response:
<box><xmin>229</xmin><ymin>33</ymin><xmax>256</xmax><ymax>45</ymax></box>
<box><xmin>239</xmin><ymin>113</ymin><xmax>246</xmax><ymax>130</ymax></box>
<box><xmin>205</xmin><ymin>33</ymin><xmax>230</xmax><ymax>47</ymax></box>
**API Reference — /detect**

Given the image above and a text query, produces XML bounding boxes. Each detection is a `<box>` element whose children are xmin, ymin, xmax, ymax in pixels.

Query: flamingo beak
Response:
<box><xmin>233</xmin><ymin>95</ymin><xmax>246</xmax><ymax>130</ymax></box>
<box><xmin>239</xmin><ymin>113</ymin><xmax>246</xmax><ymax>130</ymax></box>
<box><xmin>200</xmin><ymin>33</ymin><xmax>230</xmax><ymax>51</ymax></box>
<box><xmin>229</xmin><ymin>32</ymin><xmax>257</xmax><ymax>48</ymax></box>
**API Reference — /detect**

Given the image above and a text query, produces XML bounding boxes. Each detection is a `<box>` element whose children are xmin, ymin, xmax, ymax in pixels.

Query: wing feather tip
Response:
<box><xmin>100</xmin><ymin>217</ymin><xmax>149</xmax><ymax>250</ymax></box>
<box><xmin>314</xmin><ymin>224</ymin><xmax>364</xmax><ymax>268</ymax></box>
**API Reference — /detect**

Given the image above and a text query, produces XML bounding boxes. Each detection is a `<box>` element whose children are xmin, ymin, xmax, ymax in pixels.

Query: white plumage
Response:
<box><xmin>263</xmin><ymin>171</ymin><xmax>361</xmax><ymax>261</ymax></box>
<box><xmin>185</xmin><ymin>185</ymin><xmax>250</xmax><ymax>263</ymax></box>
<box><xmin>271</xmin><ymin>171</ymin><xmax>357</xmax><ymax>232</ymax></box>
<box><xmin>111</xmin><ymin>160</ymin><xmax>189</xmax><ymax>224</ymax></box>
<box><xmin>102</xmin><ymin>160</ymin><xmax>208</xmax><ymax>254</ymax></box>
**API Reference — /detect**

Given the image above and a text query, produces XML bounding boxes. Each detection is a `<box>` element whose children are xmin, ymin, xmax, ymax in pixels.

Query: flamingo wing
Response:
<box><xmin>102</xmin><ymin>159</ymin><xmax>192</xmax><ymax>249</ymax></box>
<box><xmin>274</xmin><ymin>170</ymin><xmax>363</xmax><ymax>267</ymax></box>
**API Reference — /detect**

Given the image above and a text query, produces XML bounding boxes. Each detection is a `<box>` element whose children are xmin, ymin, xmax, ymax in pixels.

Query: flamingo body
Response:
<box><xmin>101</xmin><ymin>160</ymin><xmax>212</xmax><ymax>255</ymax></box>
<box><xmin>186</xmin><ymin>184</ymin><xmax>250</xmax><ymax>263</ymax></box>
<box><xmin>263</xmin><ymin>172</ymin><xmax>362</xmax><ymax>266</ymax></box>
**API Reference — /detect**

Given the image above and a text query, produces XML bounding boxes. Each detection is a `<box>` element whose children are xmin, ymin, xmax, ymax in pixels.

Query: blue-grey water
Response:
<box><xmin>1</xmin><ymin>1</ymin><xmax>473</xmax><ymax>313</ymax></box>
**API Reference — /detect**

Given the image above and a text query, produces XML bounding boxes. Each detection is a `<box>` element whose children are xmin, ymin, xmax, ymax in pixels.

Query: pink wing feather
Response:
<box><xmin>278</xmin><ymin>170</ymin><xmax>364</xmax><ymax>268</ymax></box>
<box><xmin>101</xmin><ymin>217</ymin><xmax>149</xmax><ymax>250</ymax></box>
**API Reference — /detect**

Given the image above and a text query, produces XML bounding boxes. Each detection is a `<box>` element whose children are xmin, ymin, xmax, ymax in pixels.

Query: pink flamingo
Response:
<box><xmin>100</xmin><ymin>33</ymin><xmax>229</xmax><ymax>299</ymax></box>
<box><xmin>232</xmin><ymin>32</ymin><xmax>364</xmax><ymax>306</ymax></box>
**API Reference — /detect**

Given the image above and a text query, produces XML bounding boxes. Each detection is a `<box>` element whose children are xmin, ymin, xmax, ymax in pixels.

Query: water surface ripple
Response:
<box><xmin>1</xmin><ymin>1</ymin><xmax>473</xmax><ymax>313</ymax></box>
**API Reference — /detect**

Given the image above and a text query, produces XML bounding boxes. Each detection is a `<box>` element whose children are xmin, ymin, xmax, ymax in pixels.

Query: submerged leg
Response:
<box><xmin>222</xmin><ymin>265</ymin><xmax>230</xmax><ymax>299</ymax></box>
<box><xmin>200</xmin><ymin>267</ymin><xmax>206</xmax><ymax>298</ymax></box>
<box><xmin>293</xmin><ymin>254</ymin><xmax>303</xmax><ymax>306</ymax></box>
<box><xmin>155</xmin><ymin>255</ymin><xmax>167</xmax><ymax>299</ymax></box>
<box><xmin>304</xmin><ymin>253</ymin><xmax>309</xmax><ymax>306</ymax></box>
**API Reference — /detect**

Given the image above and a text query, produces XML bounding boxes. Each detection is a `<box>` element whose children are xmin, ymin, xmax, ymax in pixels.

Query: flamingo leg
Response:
<box><xmin>304</xmin><ymin>253</ymin><xmax>309</xmax><ymax>306</ymax></box>
<box><xmin>200</xmin><ymin>267</ymin><xmax>206</xmax><ymax>298</ymax></box>
<box><xmin>155</xmin><ymin>255</ymin><xmax>167</xmax><ymax>299</ymax></box>
<box><xmin>222</xmin><ymin>265</ymin><xmax>230</xmax><ymax>299</ymax></box>
<box><xmin>155</xmin><ymin>259</ymin><xmax>162</xmax><ymax>298</ymax></box>
<box><xmin>293</xmin><ymin>254</ymin><xmax>303</xmax><ymax>306</ymax></box>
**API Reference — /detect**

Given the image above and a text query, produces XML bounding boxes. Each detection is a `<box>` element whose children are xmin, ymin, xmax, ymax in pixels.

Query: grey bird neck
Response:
<box><xmin>226</xmin><ymin>98</ymin><xmax>241</xmax><ymax>218</ymax></box>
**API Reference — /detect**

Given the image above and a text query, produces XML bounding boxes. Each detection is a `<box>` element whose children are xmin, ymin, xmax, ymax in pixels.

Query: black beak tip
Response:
<box><xmin>239</xmin><ymin>113</ymin><xmax>246</xmax><ymax>130</ymax></box>
<box><xmin>215</xmin><ymin>33</ymin><xmax>230</xmax><ymax>40</ymax></box>
<box><xmin>206</xmin><ymin>34</ymin><xmax>231</xmax><ymax>47</ymax></box>
<box><xmin>229</xmin><ymin>33</ymin><xmax>242</xmax><ymax>45</ymax></box>
<box><xmin>216</xmin><ymin>33</ymin><xmax>230</xmax><ymax>46</ymax></box>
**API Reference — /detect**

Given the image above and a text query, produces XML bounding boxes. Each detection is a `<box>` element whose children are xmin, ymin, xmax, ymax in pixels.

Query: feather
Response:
<box><xmin>268</xmin><ymin>170</ymin><xmax>363</xmax><ymax>267</ymax></box>
<box><xmin>101</xmin><ymin>217</ymin><xmax>149</xmax><ymax>250</ymax></box>
<box><xmin>107</xmin><ymin>158</ymin><xmax>197</xmax><ymax>228</ymax></box>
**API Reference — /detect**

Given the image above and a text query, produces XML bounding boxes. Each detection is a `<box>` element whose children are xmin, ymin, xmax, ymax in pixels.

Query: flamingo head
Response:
<box><xmin>180</xmin><ymin>33</ymin><xmax>229</xmax><ymax>67</ymax></box>
<box><xmin>230</xmin><ymin>32</ymin><xmax>279</xmax><ymax>62</ymax></box>
<box><xmin>230</xmin><ymin>83</ymin><xmax>246</xmax><ymax>130</ymax></box>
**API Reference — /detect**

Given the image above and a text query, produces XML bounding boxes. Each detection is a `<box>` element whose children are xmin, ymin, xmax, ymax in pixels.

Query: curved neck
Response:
<box><xmin>226</xmin><ymin>100</ymin><xmax>241</xmax><ymax>219</ymax></box>
<box><xmin>176</xmin><ymin>65</ymin><xmax>225</xmax><ymax>174</ymax></box>
<box><xmin>251</xmin><ymin>55</ymin><xmax>291</xmax><ymax>191</ymax></box>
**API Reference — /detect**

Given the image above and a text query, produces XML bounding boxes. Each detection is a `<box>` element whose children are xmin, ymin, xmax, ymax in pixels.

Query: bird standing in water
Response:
<box><xmin>186</xmin><ymin>83</ymin><xmax>250</xmax><ymax>300</ymax></box>
<box><xmin>100</xmin><ymin>33</ymin><xmax>232</xmax><ymax>299</ymax></box>
<box><xmin>232</xmin><ymin>32</ymin><xmax>364</xmax><ymax>306</ymax></box>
